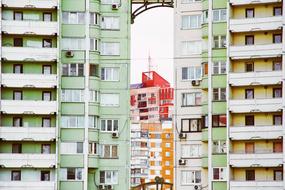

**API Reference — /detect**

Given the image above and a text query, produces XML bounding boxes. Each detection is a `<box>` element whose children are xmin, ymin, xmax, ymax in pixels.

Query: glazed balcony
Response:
<box><xmin>0</xmin><ymin>100</ymin><xmax>57</xmax><ymax>114</ymax></box>
<box><xmin>229</xmin><ymin>71</ymin><xmax>282</xmax><ymax>86</ymax></box>
<box><xmin>230</xmin><ymin>16</ymin><xmax>282</xmax><ymax>33</ymax></box>
<box><xmin>229</xmin><ymin>44</ymin><xmax>282</xmax><ymax>59</ymax></box>
<box><xmin>230</xmin><ymin>0</ymin><xmax>281</xmax><ymax>6</ymax></box>
<box><xmin>0</xmin><ymin>127</ymin><xmax>56</xmax><ymax>141</ymax></box>
<box><xmin>1</xmin><ymin>74</ymin><xmax>57</xmax><ymax>88</ymax></box>
<box><xmin>2</xmin><ymin>47</ymin><xmax>57</xmax><ymax>62</ymax></box>
<box><xmin>0</xmin><ymin>181</ymin><xmax>55</xmax><ymax>190</ymax></box>
<box><xmin>230</xmin><ymin>151</ymin><xmax>283</xmax><ymax>167</ymax></box>
<box><xmin>0</xmin><ymin>153</ymin><xmax>56</xmax><ymax>168</ymax></box>
<box><xmin>2</xmin><ymin>20</ymin><xmax>58</xmax><ymax>36</ymax></box>
<box><xmin>230</xmin><ymin>125</ymin><xmax>283</xmax><ymax>140</ymax></box>
<box><xmin>229</xmin><ymin>98</ymin><xmax>282</xmax><ymax>113</ymax></box>
<box><xmin>230</xmin><ymin>181</ymin><xmax>282</xmax><ymax>190</ymax></box>
<box><xmin>2</xmin><ymin>0</ymin><xmax>58</xmax><ymax>9</ymax></box>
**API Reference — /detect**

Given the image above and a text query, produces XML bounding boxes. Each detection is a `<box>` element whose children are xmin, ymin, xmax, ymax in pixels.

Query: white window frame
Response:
<box><xmin>62</xmin><ymin>12</ymin><xmax>85</xmax><ymax>24</ymax></box>
<box><xmin>101</xmin><ymin>16</ymin><xmax>120</xmax><ymax>30</ymax></box>
<box><xmin>61</xmin><ymin>38</ymin><xmax>85</xmax><ymax>50</ymax></box>
<box><xmin>100</xmin><ymin>42</ymin><xmax>120</xmax><ymax>56</ymax></box>
<box><xmin>61</xmin><ymin>89</ymin><xmax>84</xmax><ymax>102</ymax></box>
<box><xmin>60</xmin><ymin>168</ymin><xmax>83</xmax><ymax>181</ymax></box>
<box><xmin>212</xmin><ymin>141</ymin><xmax>227</xmax><ymax>154</ymax></box>
<box><xmin>100</xmin><ymin>144</ymin><xmax>118</xmax><ymax>158</ymax></box>
<box><xmin>213</xmin><ymin>88</ymin><xmax>226</xmax><ymax>101</ymax></box>
<box><xmin>100</xmin><ymin>93</ymin><xmax>119</xmax><ymax>107</ymax></box>
<box><xmin>181</xmin><ymin>15</ymin><xmax>201</xmax><ymax>29</ymax></box>
<box><xmin>181</xmin><ymin>144</ymin><xmax>202</xmax><ymax>158</ymax></box>
<box><xmin>181</xmin><ymin>41</ymin><xmax>202</xmax><ymax>55</ymax></box>
<box><xmin>213</xmin><ymin>167</ymin><xmax>226</xmax><ymax>181</ymax></box>
<box><xmin>181</xmin><ymin>92</ymin><xmax>201</xmax><ymax>106</ymax></box>
<box><xmin>181</xmin><ymin>0</ymin><xmax>201</xmax><ymax>4</ymax></box>
<box><xmin>213</xmin><ymin>35</ymin><xmax>226</xmax><ymax>48</ymax></box>
<box><xmin>181</xmin><ymin>170</ymin><xmax>201</xmax><ymax>185</ymax></box>
<box><xmin>61</xmin><ymin>116</ymin><xmax>85</xmax><ymax>128</ymax></box>
<box><xmin>213</xmin><ymin>61</ymin><xmax>226</xmax><ymax>74</ymax></box>
<box><xmin>62</xmin><ymin>64</ymin><xmax>84</xmax><ymax>76</ymax></box>
<box><xmin>101</xmin><ymin>67</ymin><xmax>119</xmax><ymax>81</ymax></box>
<box><xmin>60</xmin><ymin>142</ymin><xmax>83</xmax><ymax>154</ymax></box>
<box><xmin>89</xmin><ymin>90</ymin><xmax>99</xmax><ymax>103</ymax></box>
<box><xmin>213</xmin><ymin>9</ymin><xmax>227</xmax><ymax>22</ymax></box>
<box><xmin>90</xmin><ymin>38</ymin><xmax>100</xmax><ymax>51</ymax></box>
<box><xmin>100</xmin><ymin>170</ymin><xmax>118</xmax><ymax>185</ymax></box>
<box><xmin>90</xmin><ymin>12</ymin><xmax>100</xmax><ymax>25</ymax></box>
<box><xmin>181</xmin><ymin>66</ymin><xmax>202</xmax><ymax>80</ymax></box>
<box><xmin>100</xmin><ymin>119</ymin><xmax>119</xmax><ymax>132</ymax></box>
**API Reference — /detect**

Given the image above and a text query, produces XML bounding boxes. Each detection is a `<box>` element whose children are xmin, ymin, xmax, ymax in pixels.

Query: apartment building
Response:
<box><xmin>175</xmin><ymin>0</ymin><xmax>284</xmax><ymax>190</ymax></box>
<box><xmin>130</xmin><ymin>71</ymin><xmax>174</xmax><ymax>189</ymax></box>
<box><xmin>0</xmin><ymin>0</ymin><xmax>131</xmax><ymax>190</ymax></box>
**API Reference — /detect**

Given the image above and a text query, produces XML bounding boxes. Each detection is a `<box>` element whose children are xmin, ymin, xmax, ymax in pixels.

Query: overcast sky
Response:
<box><xmin>131</xmin><ymin>8</ymin><xmax>174</xmax><ymax>85</ymax></box>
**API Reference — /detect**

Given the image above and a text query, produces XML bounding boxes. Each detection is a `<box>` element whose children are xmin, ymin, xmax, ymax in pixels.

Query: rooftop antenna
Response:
<box><xmin>148</xmin><ymin>49</ymin><xmax>152</xmax><ymax>73</ymax></box>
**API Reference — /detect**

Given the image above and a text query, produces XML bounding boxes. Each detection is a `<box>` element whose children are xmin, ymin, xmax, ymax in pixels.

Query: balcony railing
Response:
<box><xmin>230</xmin><ymin>180</ymin><xmax>283</xmax><ymax>190</ymax></box>
<box><xmin>230</xmin><ymin>0</ymin><xmax>281</xmax><ymax>5</ymax></box>
<box><xmin>2</xmin><ymin>0</ymin><xmax>58</xmax><ymax>9</ymax></box>
<box><xmin>0</xmin><ymin>181</ymin><xmax>55</xmax><ymax>190</ymax></box>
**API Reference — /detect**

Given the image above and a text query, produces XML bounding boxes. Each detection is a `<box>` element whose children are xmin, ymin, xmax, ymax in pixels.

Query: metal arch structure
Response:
<box><xmin>131</xmin><ymin>0</ymin><xmax>174</xmax><ymax>23</ymax></box>
<box><xmin>130</xmin><ymin>176</ymin><xmax>173</xmax><ymax>190</ymax></box>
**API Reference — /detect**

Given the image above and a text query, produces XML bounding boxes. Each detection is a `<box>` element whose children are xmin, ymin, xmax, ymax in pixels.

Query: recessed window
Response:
<box><xmin>213</xmin><ymin>88</ymin><xmax>226</xmax><ymax>101</ymax></box>
<box><xmin>43</xmin><ymin>12</ymin><xmax>52</xmax><ymax>21</ymax></box>
<box><xmin>11</xmin><ymin>171</ymin><xmax>21</xmax><ymax>181</ymax></box>
<box><xmin>245</xmin><ymin>115</ymin><xmax>254</xmax><ymax>126</ymax></box>
<box><xmin>273</xmin><ymin>7</ymin><xmax>282</xmax><ymax>16</ymax></box>
<box><xmin>245</xmin><ymin>142</ymin><xmax>255</xmax><ymax>153</ymax></box>
<box><xmin>62</xmin><ymin>12</ymin><xmax>85</xmax><ymax>24</ymax></box>
<box><xmin>273</xmin><ymin>88</ymin><xmax>282</xmax><ymax>98</ymax></box>
<box><xmin>66</xmin><ymin>168</ymin><xmax>83</xmax><ymax>180</ymax></box>
<box><xmin>213</xmin><ymin>9</ymin><xmax>226</xmax><ymax>22</ymax></box>
<box><xmin>14</xmin><ymin>12</ymin><xmax>23</xmax><ymax>20</ymax></box>
<box><xmin>245</xmin><ymin>62</ymin><xmax>254</xmax><ymax>72</ymax></box>
<box><xmin>181</xmin><ymin>15</ymin><xmax>201</xmax><ymax>29</ymax></box>
<box><xmin>273</xmin><ymin>115</ymin><xmax>282</xmax><ymax>125</ymax></box>
<box><xmin>62</xmin><ymin>64</ymin><xmax>84</xmax><ymax>76</ymax></box>
<box><xmin>212</xmin><ymin>141</ymin><xmax>226</xmax><ymax>154</ymax></box>
<box><xmin>181</xmin><ymin>92</ymin><xmax>201</xmax><ymax>106</ymax></box>
<box><xmin>42</xmin><ymin>91</ymin><xmax>52</xmax><ymax>101</ymax></box>
<box><xmin>181</xmin><ymin>118</ymin><xmax>202</xmax><ymax>132</ymax></box>
<box><xmin>13</xmin><ymin>91</ymin><xmax>22</xmax><ymax>100</ymax></box>
<box><xmin>42</xmin><ymin>65</ymin><xmax>52</xmax><ymax>74</ymax></box>
<box><xmin>213</xmin><ymin>168</ymin><xmax>226</xmax><ymax>180</ymax></box>
<box><xmin>213</xmin><ymin>36</ymin><xmax>226</xmax><ymax>48</ymax></box>
<box><xmin>13</xmin><ymin>64</ymin><xmax>23</xmax><ymax>74</ymax></box>
<box><xmin>245</xmin><ymin>170</ymin><xmax>255</xmax><ymax>181</ymax></box>
<box><xmin>245</xmin><ymin>8</ymin><xmax>254</xmax><ymax>18</ymax></box>
<box><xmin>181</xmin><ymin>144</ymin><xmax>201</xmax><ymax>158</ymax></box>
<box><xmin>245</xmin><ymin>89</ymin><xmax>254</xmax><ymax>99</ymax></box>
<box><xmin>89</xmin><ymin>64</ymin><xmax>99</xmax><ymax>77</ymax></box>
<box><xmin>101</xmin><ymin>16</ymin><xmax>120</xmax><ymax>30</ymax></box>
<box><xmin>43</xmin><ymin>39</ymin><xmax>52</xmax><ymax>48</ymax></box>
<box><xmin>89</xmin><ymin>142</ymin><xmax>98</xmax><ymax>154</ymax></box>
<box><xmin>100</xmin><ymin>145</ymin><xmax>118</xmax><ymax>158</ymax></box>
<box><xmin>12</xmin><ymin>143</ymin><xmax>22</xmax><ymax>153</ymax></box>
<box><xmin>14</xmin><ymin>38</ymin><xmax>23</xmax><ymax>47</ymax></box>
<box><xmin>182</xmin><ymin>66</ymin><xmax>202</xmax><ymax>80</ymax></box>
<box><xmin>212</xmin><ymin>115</ymin><xmax>226</xmax><ymax>127</ymax></box>
<box><xmin>274</xmin><ymin>170</ymin><xmax>283</xmax><ymax>181</ymax></box>
<box><xmin>101</xmin><ymin>67</ymin><xmax>119</xmax><ymax>81</ymax></box>
<box><xmin>273</xmin><ymin>61</ymin><xmax>282</xmax><ymax>71</ymax></box>
<box><xmin>245</xmin><ymin>35</ymin><xmax>254</xmax><ymax>45</ymax></box>
<box><xmin>41</xmin><ymin>144</ymin><xmax>51</xmax><ymax>154</ymax></box>
<box><xmin>273</xmin><ymin>34</ymin><xmax>282</xmax><ymax>43</ymax></box>
<box><xmin>213</xmin><ymin>61</ymin><xmax>226</xmax><ymax>74</ymax></box>
<box><xmin>90</xmin><ymin>38</ymin><xmax>99</xmax><ymax>51</ymax></box>
<box><xmin>13</xmin><ymin>117</ymin><xmax>22</xmax><ymax>127</ymax></box>
<box><xmin>42</xmin><ymin>118</ymin><xmax>51</xmax><ymax>128</ymax></box>
<box><xmin>273</xmin><ymin>141</ymin><xmax>282</xmax><ymax>153</ymax></box>
<box><xmin>41</xmin><ymin>171</ymin><xmax>50</xmax><ymax>181</ymax></box>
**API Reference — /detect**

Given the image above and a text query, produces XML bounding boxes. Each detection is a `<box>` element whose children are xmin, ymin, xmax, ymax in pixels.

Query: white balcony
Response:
<box><xmin>0</xmin><ymin>100</ymin><xmax>57</xmax><ymax>114</ymax></box>
<box><xmin>0</xmin><ymin>181</ymin><xmax>55</xmax><ymax>190</ymax></box>
<box><xmin>1</xmin><ymin>74</ymin><xmax>57</xmax><ymax>88</ymax></box>
<box><xmin>229</xmin><ymin>44</ymin><xmax>282</xmax><ymax>59</ymax></box>
<box><xmin>2</xmin><ymin>47</ymin><xmax>57</xmax><ymax>62</ymax></box>
<box><xmin>230</xmin><ymin>16</ymin><xmax>282</xmax><ymax>33</ymax></box>
<box><xmin>230</xmin><ymin>181</ymin><xmax>283</xmax><ymax>190</ymax></box>
<box><xmin>0</xmin><ymin>154</ymin><xmax>56</xmax><ymax>168</ymax></box>
<box><xmin>230</xmin><ymin>152</ymin><xmax>283</xmax><ymax>167</ymax></box>
<box><xmin>2</xmin><ymin>0</ymin><xmax>58</xmax><ymax>9</ymax></box>
<box><xmin>229</xmin><ymin>98</ymin><xmax>282</xmax><ymax>113</ymax></box>
<box><xmin>230</xmin><ymin>125</ymin><xmax>283</xmax><ymax>140</ymax></box>
<box><xmin>230</xmin><ymin>0</ymin><xmax>281</xmax><ymax>6</ymax></box>
<box><xmin>229</xmin><ymin>71</ymin><xmax>282</xmax><ymax>86</ymax></box>
<box><xmin>0</xmin><ymin>127</ymin><xmax>56</xmax><ymax>141</ymax></box>
<box><xmin>2</xmin><ymin>20</ymin><xmax>58</xmax><ymax>36</ymax></box>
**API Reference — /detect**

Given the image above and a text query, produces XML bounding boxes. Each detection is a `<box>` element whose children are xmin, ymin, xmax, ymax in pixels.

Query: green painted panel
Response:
<box><xmin>213</xmin><ymin>0</ymin><xmax>227</xmax><ymax>9</ymax></box>
<box><xmin>213</xmin><ymin>181</ymin><xmax>227</xmax><ymax>190</ymax></box>
<box><xmin>89</xmin><ymin>51</ymin><xmax>100</xmax><ymax>62</ymax></box>
<box><xmin>60</xmin><ymin>155</ymin><xmax>84</xmax><ymax>167</ymax></box>
<box><xmin>1</xmin><ymin>88</ymin><xmax>56</xmax><ymax>101</ymax></box>
<box><xmin>1</xmin><ymin>62</ymin><xmax>57</xmax><ymax>74</ymax></box>
<box><xmin>212</xmin><ymin>75</ymin><xmax>226</xmax><ymax>88</ymax></box>
<box><xmin>88</xmin><ymin>104</ymin><xmax>100</xmax><ymax>116</ymax></box>
<box><xmin>61</xmin><ymin>0</ymin><xmax>85</xmax><ymax>11</ymax></box>
<box><xmin>202</xmin><ymin>0</ymin><xmax>208</xmax><ymax>10</ymax></box>
<box><xmin>1</xmin><ymin>115</ymin><xmax>56</xmax><ymax>127</ymax></box>
<box><xmin>61</xmin><ymin>77</ymin><xmax>85</xmax><ymax>88</ymax></box>
<box><xmin>88</xmin><ymin>129</ymin><xmax>99</xmax><ymax>141</ymax></box>
<box><xmin>88</xmin><ymin>156</ymin><xmax>99</xmax><ymax>168</ymax></box>
<box><xmin>89</xmin><ymin>28</ymin><xmax>100</xmax><ymax>38</ymax></box>
<box><xmin>89</xmin><ymin>1</ymin><xmax>100</xmax><ymax>12</ymax></box>
<box><xmin>2</xmin><ymin>10</ymin><xmax>57</xmax><ymax>21</ymax></box>
<box><xmin>89</xmin><ymin>78</ymin><xmax>100</xmax><ymax>89</ymax></box>
<box><xmin>2</xmin><ymin>36</ymin><xmax>57</xmax><ymax>48</ymax></box>
<box><xmin>61</xmin><ymin>25</ymin><xmax>85</xmax><ymax>37</ymax></box>
<box><xmin>202</xmin><ymin>129</ymin><xmax>208</xmax><ymax>142</ymax></box>
<box><xmin>212</xmin><ymin>49</ymin><xmax>226</xmax><ymax>59</ymax></box>
<box><xmin>0</xmin><ymin>142</ymin><xmax>55</xmax><ymax>153</ymax></box>
<box><xmin>212</xmin><ymin>101</ymin><xmax>226</xmax><ymax>114</ymax></box>
<box><xmin>61</xmin><ymin>103</ymin><xmax>85</xmax><ymax>115</ymax></box>
<box><xmin>213</xmin><ymin>154</ymin><xmax>227</xmax><ymax>167</ymax></box>
<box><xmin>202</xmin><ymin>24</ymin><xmax>208</xmax><ymax>38</ymax></box>
<box><xmin>202</xmin><ymin>156</ymin><xmax>208</xmax><ymax>168</ymax></box>
<box><xmin>213</xmin><ymin>128</ymin><xmax>227</xmax><ymax>140</ymax></box>
<box><xmin>60</xmin><ymin>129</ymin><xmax>84</xmax><ymax>141</ymax></box>
<box><xmin>201</xmin><ymin>77</ymin><xmax>208</xmax><ymax>89</ymax></box>
<box><xmin>60</xmin><ymin>181</ymin><xmax>84</xmax><ymax>190</ymax></box>
<box><xmin>61</xmin><ymin>51</ymin><xmax>85</xmax><ymax>64</ymax></box>
<box><xmin>88</xmin><ymin>170</ymin><xmax>97</xmax><ymax>190</ymax></box>
<box><xmin>213</xmin><ymin>23</ymin><xmax>227</xmax><ymax>35</ymax></box>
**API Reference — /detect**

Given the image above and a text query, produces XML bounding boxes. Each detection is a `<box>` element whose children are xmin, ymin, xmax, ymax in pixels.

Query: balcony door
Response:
<box><xmin>245</xmin><ymin>142</ymin><xmax>254</xmax><ymax>154</ymax></box>
<box><xmin>273</xmin><ymin>142</ymin><xmax>282</xmax><ymax>153</ymax></box>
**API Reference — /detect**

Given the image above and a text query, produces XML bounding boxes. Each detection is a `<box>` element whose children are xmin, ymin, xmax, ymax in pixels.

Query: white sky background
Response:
<box><xmin>131</xmin><ymin>8</ymin><xmax>174</xmax><ymax>85</ymax></box>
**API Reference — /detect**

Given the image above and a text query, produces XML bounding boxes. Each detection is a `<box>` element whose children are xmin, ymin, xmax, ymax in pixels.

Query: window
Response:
<box><xmin>62</xmin><ymin>12</ymin><xmax>85</xmax><ymax>24</ymax></box>
<box><xmin>273</xmin><ymin>61</ymin><xmax>282</xmax><ymax>71</ymax></box>
<box><xmin>245</xmin><ymin>89</ymin><xmax>254</xmax><ymax>99</ymax></box>
<box><xmin>60</xmin><ymin>168</ymin><xmax>83</xmax><ymax>180</ymax></box>
<box><xmin>245</xmin><ymin>8</ymin><xmax>254</xmax><ymax>18</ymax></box>
<box><xmin>100</xmin><ymin>145</ymin><xmax>118</xmax><ymax>158</ymax></box>
<box><xmin>43</xmin><ymin>12</ymin><xmax>52</xmax><ymax>21</ymax></box>
<box><xmin>245</xmin><ymin>115</ymin><xmax>254</xmax><ymax>126</ymax></box>
<box><xmin>202</xmin><ymin>115</ymin><xmax>208</xmax><ymax>128</ymax></box>
<box><xmin>181</xmin><ymin>144</ymin><xmax>201</xmax><ymax>158</ymax></box>
<box><xmin>100</xmin><ymin>93</ymin><xmax>119</xmax><ymax>107</ymax></box>
<box><xmin>42</xmin><ymin>118</ymin><xmax>51</xmax><ymax>128</ymax></box>
<box><xmin>181</xmin><ymin>15</ymin><xmax>201</xmax><ymax>29</ymax></box>
<box><xmin>101</xmin><ymin>42</ymin><xmax>120</xmax><ymax>56</ymax></box>
<box><xmin>90</xmin><ymin>38</ymin><xmax>99</xmax><ymax>51</ymax></box>
<box><xmin>11</xmin><ymin>171</ymin><xmax>21</xmax><ymax>181</ymax></box>
<box><xmin>12</xmin><ymin>143</ymin><xmax>22</xmax><ymax>153</ymax></box>
<box><xmin>101</xmin><ymin>16</ymin><xmax>120</xmax><ymax>30</ymax></box>
<box><xmin>182</xmin><ymin>92</ymin><xmax>201</xmax><ymax>106</ymax></box>
<box><xmin>273</xmin><ymin>141</ymin><xmax>282</xmax><ymax>153</ymax></box>
<box><xmin>165</xmin><ymin>161</ymin><xmax>170</xmax><ymax>166</ymax></box>
<box><xmin>245</xmin><ymin>35</ymin><xmax>254</xmax><ymax>45</ymax></box>
<box><xmin>13</xmin><ymin>91</ymin><xmax>22</xmax><ymax>100</ymax></box>
<box><xmin>101</xmin><ymin>0</ymin><xmax>120</xmax><ymax>4</ymax></box>
<box><xmin>101</xmin><ymin>119</ymin><xmax>119</xmax><ymax>132</ymax></box>
<box><xmin>246</xmin><ymin>170</ymin><xmax>255</xmax><ymax>181</ymax></box>
<box><xmin>203</xmin><ymin>62</ymin><xmax>208</xmax><ymax>75</ymax></box>
<box><xmin>181</xmin><ymin>66</ymin><xmax>202</xmax><ymax>80</ymax></box>
<box><xmin>13</xmin><ymin>64</ymin><xmax>23</xmax><ymax>74</ymax></box>
<box><xmin>181</xmin><ymin>41</ymin><xmax>202</xmax><ymax>55</ymax></box>
<box><xmin>101</xmin><ymin>67</ymin><xmax>119</xmax><ymax>81</ymax></box>
<box><xmin>42</xmin><ymin>65</ymin><xmax>52</xmax><ymax>74</ymax></box>
<box><xmin>245</xmin><ymin>62</ymin><xmax>254</xmax><ymax>72</ymax></box>
<box><xmin>60</xmin><ymin>142</ymin><xmax>84</xmax><ymax>154</ymax></box>
<box><xmin>213</xmin><ymin>88</ymin><xmax>226</xmax><ymax>101</ymax></box>
<box><xmin>213</xmin><ymin>9</ymin><xmax>226</xmax><ymax>22</ymax></box>
<box><xmin>42</xmin><ymin>144</ymin><xmax>51</xmax><ymax>154</ymax></box>
<box><xmin>181</xmin><ymin>119</ymin><xmax>202</xmax><ymax>132</ymax></box>
<box><xmin>273</xmin><ymin>34</ymin><xmax>282</xmax><ymax>43</ymax></box>
<box><xmin>13</xmin><ymin>117</ymin><xmax>22</xmax><ymax>127</ymax></box>
<box><xmin>62</xmin><ymin>64</ymin><xmax>84</xmax><ymax>76</ymax></box>
<box><xmin>42</xmin><ymin>91</ymin><xmax>51</xmax><ymax>101</ymax></box>
<box><xmin>213</xmin><ymin>61</ymin><xmax>226</xmax><ymax>74</ymax></box>
<box><xmin>41</xmin><ymin>171</ymin><xmax>50</xmax><ymax>181</ymax></box>
<box><xmin>274</xmin><ymin>7</ymin><xmax>282</xmax><ymax>16</ymax></box>
<box><xmin>212</xmin><ymin>141</ymin><xmax>226</xmax><ymax>154</ymax></box>
<box><xmin>61</xmin><ymin>116</ymin><xmax>84</xmax><ymax>128</ymax></box>
<box><xmin>213</xmin><ymin>36</ymin><xmax>226</xmax><ymax>48</ymax></box>
<box><xmin>14</xmin><ymin>38</ymin><xmax>23</xmax><ymax>47</ymax></box>
<box><xmin>181</xmin><ymin>171</ymin><xmax>201</xmax><ymax>185</ymax></box>
<box><xmin>90</xmin><ymin>12</ymin><xmax>100</xmax><ymax>25</ymax></box>
<box><xmin>89</xmin><ymin>64</ymin><xmax>99</xmax><ymax>77</ymax></box>
<box><xmin>274</xmin><ymin>170</ymin><xmax>283</xmax><ymax>181</ymax></box>
<box><xmin>181</xmin><ymin>0</ymin><xmax>201</xmax><ymax>3</ymax></box>
<box><xmin>165</xmin><ymin>170</ymin><xmax>171</xmax><ymax>175</ymax></box>
<box><xmin>100</xmin><ymin>171</ymin><xmax>118</xmax><ymax>184</ymax></box>
<box><xmin>61</xmin><ymin>90</ymin><xmax>84</xmax><ymax>102</ymax></box>
<box><xmin>273</xmin><ymin>88</ymin><xmax>282</xmax><ymax>98</ymax></box>
<box><xmin>245</xmin><ymin>142</ymin><xmax>255</xmax><ymax>153</ymax></box>
<box><xmin>14</xmin><ymin>12</ymin><xmax>23</xmax><ymax>20</ymax></box>
<box><xmin>273</xmin><ymin>115</ymin><xmax>282</xmax><ymax>125</ymax></box>
<box><xmin>61</xmin><ymin>38</ymin><xmax>85</xmax><ymax>50</ymax></box>
<box><xmin>89</xmin><ymin>142</ymin><xmax>98</xmax><ymax>154</ymax></box>
<box><xmin>165</xmin><ymin>152</ymin><xmax>170</xmax><ymax>157</ymax></box>
<box><xmin>43</xmin><ymin>39</ymin><xmax>52</xmax><ymax>48</ymax></box>
<box><xmin>213</xmin><ymin>168</ymin><xmax>226</xmax><ymax>180</ymax></box>
<box><xmin>212</xmin><ymin>115</ymin><xmax>226</xmax><ymax>127</ymax></box>
<box><xmin>89</xmin><ymin>116</ymin><xmax>98</xmax><ymax>128</ymax></box>
<box><xmin>89</xmin><ymin>90</ymin><xmax>99</xmax><ymax>103</ymax></box>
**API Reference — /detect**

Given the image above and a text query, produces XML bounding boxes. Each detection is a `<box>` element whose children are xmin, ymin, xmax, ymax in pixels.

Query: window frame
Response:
<box><xmin>181</xmin><ymin>118</ymin><xmax>202</xmax><ymax>133</ymax></box>
<box><xmin>181</xmin><ymin>92</ymin><xmax>201</xmax><ymax>107</ymax></box>
<box><xmin>245</xmin><ymin>89</ymin><xmax>254</xmax><ymax>99</ymax></box>
<box><xmin>245</xmin><ymin>8</ymin><xmax>255</xmax><ymax>18</ymax></box>
<box><xmin>11</xmin><ymin>170</ymin><xmax>21</xmax><ymax>181</ymax></box>
<box><xmin>245</xmin><ymin>35</ymin><xmax>254</xmax><ymax>45</ymax></box>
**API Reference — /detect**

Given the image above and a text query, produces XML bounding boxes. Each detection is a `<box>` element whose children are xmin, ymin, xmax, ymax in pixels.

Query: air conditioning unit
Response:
<box><xmin>179</xmin><ymin>133</ymin><xmax>187</xmax><ymax>140</ymax></box>
<box><xmin>179</xmin><ymin>159</ymin><xmax>186</xmax><ymax>166</ymax></box>
<box><xmin>106</xmin><ymin>185</ymin><xmax>113</xmax><ymax>190</ymax></box>
<box><xmin>65</xmin><ymin>50</ymin><xmax>74</xmax><ymax>57</ymax></box>
<box><xmin>112</xmin><ymin>4</ymin><xmax>119</xmax><ymax>10</ymax></box>
<box><xmin>98</xmin><ymin>185</ymin><xmax>105</xmax><ymax>190</ymax></box>
<box><xmin>194</xmin><ymin>185</ymin><xmax>202</xmax><ymax>190</ymax></box>
<box><xmin>191</xmin><ymin>80</ymin><xmax>200</xmax><ymax>86</ymax></box>
<box><xmin>112</xmin><ymin>132</ymin><xmax>119</xmax><ymax>138</ymax></box>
